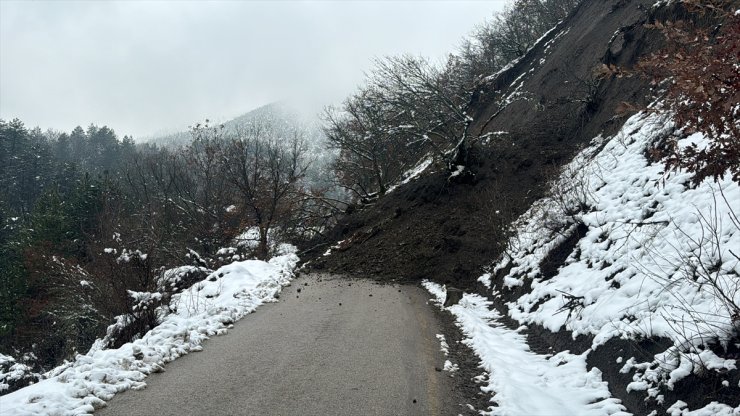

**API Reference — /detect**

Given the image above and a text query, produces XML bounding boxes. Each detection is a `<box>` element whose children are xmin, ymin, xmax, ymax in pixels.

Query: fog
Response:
<box><xmin>0</xmin><ymin>0</ymin><xmax>506</xmax><ymax>139</ymax></box>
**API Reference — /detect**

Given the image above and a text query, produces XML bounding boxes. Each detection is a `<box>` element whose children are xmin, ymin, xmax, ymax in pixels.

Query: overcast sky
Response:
<box><xmin>1</xmin><ymin>0</ymin><xmax>506</xmax><ymax>139</ymax></box>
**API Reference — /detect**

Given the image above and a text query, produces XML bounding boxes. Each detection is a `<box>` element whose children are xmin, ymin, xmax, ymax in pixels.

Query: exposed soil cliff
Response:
<box><xmin>304</xmin><ymin>0</ymin><xmax>740</xmax><ymax>413</ymax></box>
<box><xmin>305</xmin><ymin>0</ymin><xmax>660</xmax><ymax>288</ymax></box>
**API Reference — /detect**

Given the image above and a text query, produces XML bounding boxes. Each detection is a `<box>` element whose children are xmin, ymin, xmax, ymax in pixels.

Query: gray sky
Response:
<box><xmin>1</xmin><ymin>0</ymin><xmax>506</xmax><ymax>139</ymax></box>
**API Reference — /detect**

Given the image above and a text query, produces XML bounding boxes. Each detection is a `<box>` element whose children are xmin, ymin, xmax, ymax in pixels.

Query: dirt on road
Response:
<box><xmin>97</xmin><ymin>274</ymin><xmax>486</xmax><ymax>416</ymax></box>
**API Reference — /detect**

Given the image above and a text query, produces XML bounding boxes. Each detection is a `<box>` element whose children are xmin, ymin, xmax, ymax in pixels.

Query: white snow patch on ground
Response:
<box><xmin>443</xmin><ymin>360</ymin><xmax>459</xmax><ymax>373</ymax></box>
<box><xmin>322</xmin><ymin>239</ymin><xmax>347</xmax><ymax>257</ymax></box>
<box><xmin>487</xmin><ymin>111</ymin><xmax>740</xmax><ymax>413</ymax></box>
<box><xmin>435</xmin><ymin>334</ymin><xmax>450</xmax><ymax>356</ymax></box>
<box><xmin>435</xmin><ymin>334</ymin><xmax>459</xmax><ymax>374</ymax></box>
<box><xmin>423</xmin><ymin>281</ymin><xmax>626</xmax><ymax>416</ymax></box>
<box><xmin>0</xmin><ymin>250</ymin><xmax>299</xmax><ymax>416</ymax></box>
<box><xmin>386</xmin><ymin>157</ymin><xmax>433</xmax><ymax>193</ymax></box>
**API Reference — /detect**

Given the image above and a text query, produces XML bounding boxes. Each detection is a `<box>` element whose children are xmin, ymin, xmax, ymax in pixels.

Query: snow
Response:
<box><xmin>157</xmin><ymin>265</ymin><xmax>208</xmax><ymax>289</ymax></box>
<box><xmin>115</xmin><ymin>249</ymin><xmax>147</xmax><ymax>263</ymax></box>
<box><xmin>435</xmin><ymin>334</ymin><xmax>450</xmax><ymax>356</ymax></box>
<box><xmin>424</xmin><ymin>281</ymin><xmax>447</xmax><ymax>304</ymax></box>
<box><xmin>482</xmin><ymin>111</ymin><xmax>740</xmax><ymax>412</ymax></box>
<box><xmin>232</xmin><ymin>227</ymin><xmax>293</xmax><ymax>256</ymax></box>
<box><xmin>665</xmin><ymin>400</ymin><xmax>739</xmax><ymax>416</ymax></box>
<box><xmin>0</xmin><ymin>249</ymin><xmax>299</xmax><ymax>416</ymax></box>
<box><xmin>443</xmin><ymin>360</ymin><xmax>459</xmax><ymax>373</ymax></box>
<box><xmin>478</xmin><ymin>273</ymin><xmax>492</xmax><ymax>288</ymax></box>
<box><xmin>448</xmin><ymin>164</ymin><xmax>466</xmax><ymax>179</ymax></box>
<box><xmin>435</xmin><ymin>334</ymin><xmax>459</xmax><ymax>373</ymax></box>
<box><xmin>423</xmin><ymin>282</ymin><xmax>626</xmax><ymax>416</ymax></box>
<box><xmin>418</xmin><ymin>109</ymin><xmax>739</xmax><ymax>415</ymax></box>
<box><xmin>385</xmin><ymin>157</ymin><xmax>433</xmax><ymax>193</ymax></box>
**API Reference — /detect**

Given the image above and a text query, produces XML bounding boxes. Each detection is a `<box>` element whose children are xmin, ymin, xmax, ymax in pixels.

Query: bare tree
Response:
<box><xmin>221</xmin><ymin>122</ymin><xmax>309</xmax><ymax>259</ymax></box>
<box><xmin>183</xmin><ymin>122</ymin><xmax>240</xmax><ymax>253</ymax></box>
<box><xmin>323</xmin><ymin>0</ymin><xmax>583</xmax><ymax>197</ymax></box>
<box><xmin>324</xmin><ymin>54</ymin><xmax>476</xmax><ymax>198</ymax></box>
<box><xmin>323</xmin><ymin>86</ymin><xmax>422</xmax><ymax>198</ymax></box>
<box><xmin>458</xmin><ymin>0</ymin><xmax>579</xmax><ymax>79</ymax></box>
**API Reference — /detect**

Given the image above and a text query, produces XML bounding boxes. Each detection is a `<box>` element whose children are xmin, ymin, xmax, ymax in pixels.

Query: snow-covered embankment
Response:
<box><xmin>426</xmin><ymin>111</ymin><xmax>740</xmax><ymax>415</ymax></box>
<box><xmin>0</xmin><ymin>248</ymin><xmax>299</xmax><ymax>415</ymax></box>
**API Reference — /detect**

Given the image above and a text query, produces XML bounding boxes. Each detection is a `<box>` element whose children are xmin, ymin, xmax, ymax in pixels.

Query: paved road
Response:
<box><xmin>98</xmin><ymin>274</ymin><xmax>455</xmax><ymax>416</ymax></box>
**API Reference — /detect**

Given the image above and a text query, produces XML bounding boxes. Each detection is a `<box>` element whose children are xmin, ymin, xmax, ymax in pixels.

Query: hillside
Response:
<box><xmin>306</xmin><ymin>0</ymin><xmax>660</xmax><ymax>286</ymax></box>
<box><xmin>307</xmin><ymin>0</ymin><xmax>740</xmax><ymax>414</ymax></box>
<box><xmin>146</xmin><ymin>102</ymin><xmax>325</xmax><ymax>149</ymax></box>
<box><xmin>147</xmin><ymin>101</ymin><xmax>341</xmax><ymax>199</ymax></box>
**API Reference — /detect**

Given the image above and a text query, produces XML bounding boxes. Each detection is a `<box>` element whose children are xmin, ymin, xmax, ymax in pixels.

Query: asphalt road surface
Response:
<box><xmin>97</xmin><ymin>273</ymin><xmax>456</xmax><ymax>416</ymax></box>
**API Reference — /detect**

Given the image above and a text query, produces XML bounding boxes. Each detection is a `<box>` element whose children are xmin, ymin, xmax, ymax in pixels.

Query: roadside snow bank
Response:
<box><xmin>423</xmin><ymin>281</ymin><xmax>626</xmax><ymax>416</ymax></box>
<box><xmin>0</xmin><ymin>250</ymin><xmax>299</xmax><ymax>416</ymax></box>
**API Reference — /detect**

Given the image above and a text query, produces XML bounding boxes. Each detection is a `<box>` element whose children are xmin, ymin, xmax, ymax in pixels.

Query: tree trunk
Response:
<box><xmin>257</xmin><ymin>226</ymin><xmax>269</xmax><ymax>260</ymax></box>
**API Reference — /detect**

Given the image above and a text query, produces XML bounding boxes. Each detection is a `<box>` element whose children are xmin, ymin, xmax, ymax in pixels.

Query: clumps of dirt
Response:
<box><xmin>303</xmin><ymin>146</ymin><xmax>536</xmax><ymax>289</ymax></box>
<box><xmin>302</xmin><ymin>0</ymin><xmax>661</xmax><ymax>293</ymax></box>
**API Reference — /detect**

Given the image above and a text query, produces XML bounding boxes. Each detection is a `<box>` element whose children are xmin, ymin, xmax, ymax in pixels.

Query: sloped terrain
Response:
<box><xmin>306</xmin><ymin>0</ymin><xmax>739</xmax><ymax>413</ymax></box>
<box><xmin>305</xmin><ymin>0</ymin><xmax>661</xmax><ymax>288</ymax></box>
<box><xmin>478</xmin><ymin>111</ymin><xmax>739</xmax><ymax>414</ymax></box>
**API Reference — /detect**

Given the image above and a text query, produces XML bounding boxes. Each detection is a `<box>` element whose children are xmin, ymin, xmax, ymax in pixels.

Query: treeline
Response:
<box><xmin>0</xmin><ymin>118</ymin><xmax>337</xmax><ymax>373</ymax></box>
<box><xmin>323</xmin><ymin>0</ymin><xmax>580</xmax><ymax>199</ymax></box>
<box><xmin>1</xmin><ymin>119</ymin><xmax>138</xmax><ymax>365</ymax></box>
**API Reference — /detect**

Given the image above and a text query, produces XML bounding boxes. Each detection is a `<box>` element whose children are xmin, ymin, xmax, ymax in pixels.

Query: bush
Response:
<box><xmin>639</xmin><ymin>0</ymin><xmax>739</xmax><ymax>185</ymax></box>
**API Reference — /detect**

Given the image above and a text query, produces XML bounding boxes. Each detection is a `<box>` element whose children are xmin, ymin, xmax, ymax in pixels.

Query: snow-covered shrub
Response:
<box><xmin>0</xmin><ymin>353</ymin><xmax>41</xmax><ymax>394</ymax></box>
<box><xmin>0</xmin><ymin>249</ymin><xmax>300</xmax><ymax>413</ymax></box>
<box><xmin>156</xmin><ymin>265</ymin><xmax>210</xmax><ymax>293</ymax></box>
<box><xmin>624</xmin><ymin>187</ymin><xmax>740</xmax><ymax>395</ymax></box>
<box><xmin>102</xmin><ymin>266</ymin><xmax>211</xmax><ymax>350</ymax></box>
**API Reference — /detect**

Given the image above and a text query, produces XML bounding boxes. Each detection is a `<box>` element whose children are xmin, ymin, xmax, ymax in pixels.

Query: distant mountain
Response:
<box><xmin>147</xmin><ymin>101</ymin><xmax>340</xmax><ymax>194</ymax></box>
<box><xmin>145</xmin><ymin>101</ymin><xmax>325</xmax><ymax>148</ymax></box>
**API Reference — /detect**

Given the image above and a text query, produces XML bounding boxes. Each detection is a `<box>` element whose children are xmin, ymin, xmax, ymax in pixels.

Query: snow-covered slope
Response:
<box><xmin>425</xmin><ymin>281</ymin><xmax>627</xmax><ymax>416</ymax></box>
<box><xmin>0</xmin><ymin>250</ymin><xmax>298</xmax><ymax>416</ymax></box>
<box><xmin>427</xmin><ymin>111</ymin><xmax>740</xmax><ymax>415</ymax></box>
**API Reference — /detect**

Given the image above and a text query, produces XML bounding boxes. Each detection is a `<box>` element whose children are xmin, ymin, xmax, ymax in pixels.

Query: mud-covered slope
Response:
<box><xmin>305</xmin><ymin>0</ymin><xmax>663</xmax><ymax>288</ymax></box>
<box><xmin>303</xmin><ymin>1</ymin><xmax>740</xmax><ymax>413</ymax></box>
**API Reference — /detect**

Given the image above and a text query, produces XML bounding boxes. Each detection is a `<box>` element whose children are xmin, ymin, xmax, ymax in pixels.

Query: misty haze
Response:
<box><xmin>1</xmin><ymin>0</ymin><xmax>505</xmax><ymax>138</ymax></box>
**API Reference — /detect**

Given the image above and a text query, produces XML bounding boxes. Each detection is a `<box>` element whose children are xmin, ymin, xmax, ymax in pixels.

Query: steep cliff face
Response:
<box><xmin>307</xmin><ymin>0</ymin><xmax>662</xmax><ymax>287</ymax></box>
<box><xmin>470</xmin><ymin>0</ymin><xmax>656</xmax><ymax>159</ymax></box>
